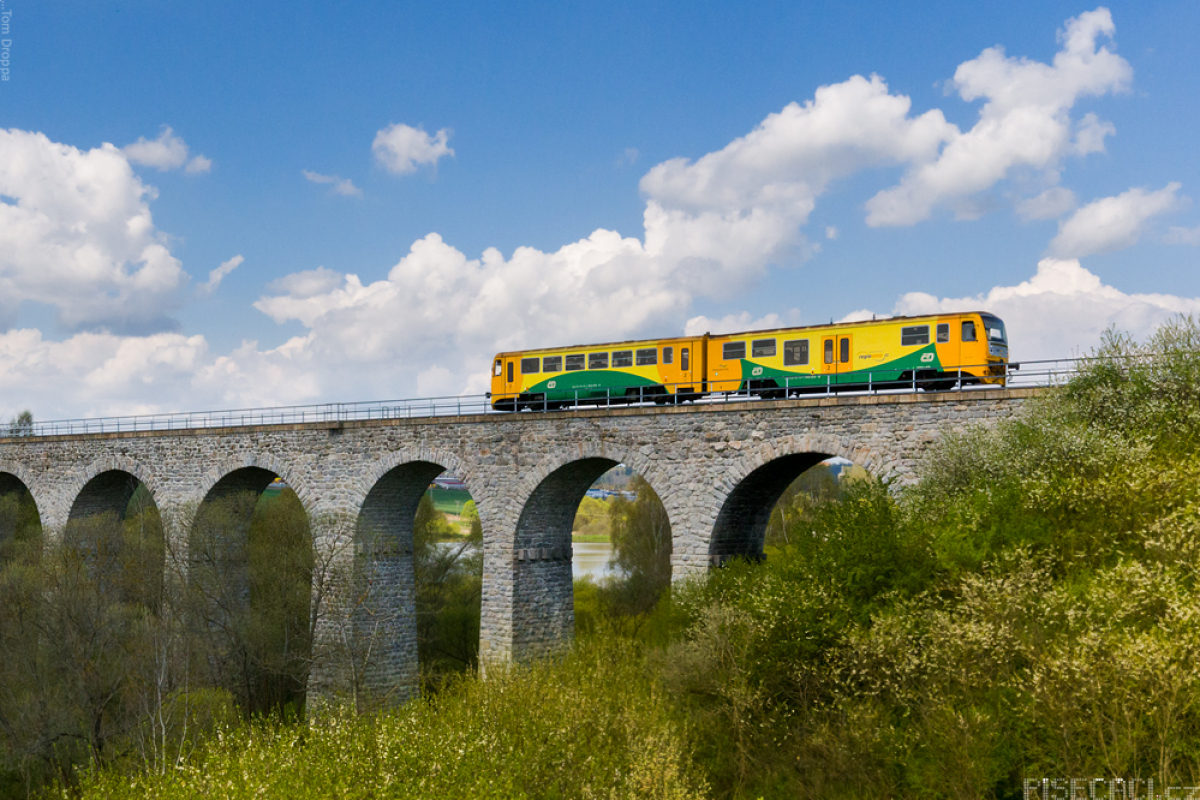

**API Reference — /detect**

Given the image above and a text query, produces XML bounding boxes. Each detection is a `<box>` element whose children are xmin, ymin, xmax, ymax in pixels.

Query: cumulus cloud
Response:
<box><xmin>123</xmin><ymin>125</ymin><xmax>211</xmax><ymax>174</ymax></box>
<box><xmin>866</xmin><ymin>8</ymin><xmax>1131</xmax><ymax>226</ymax></box>
<box><xmin>894</xmin><ymin>258</ymin><xmax>1200</xmax><ymax>361</ymax></box>
<box><xmin>0</xmin><ymin>327</ymin><xmax>324</xmax><ymax>421</ymax></box>
<box><xmin>198</xmin><ymin>255</ymin><xmax>244</xmax><ymax>297</ymax></box>
<box><xmin>302</xmin><ymin>169</ymin><xmax>362</xmax><ymax>197</ymax></box>
<box><xmin>372</xmin><ymin>123</ymin><xmax>454</xmax><ymax>175</ymax></box>
<box><xmin>1049</xmin><ymin>182</ymin><xmax>1182</xmax><ymax>257</ymax></box>
<box><xmin>0</xmin><ymin>128</ymin><xmax>188</xmax><ymax>334</ymax></box>
<box><xmin>683</xmin><ymin>310</ymin><xmax>800</xmax><ymax>336</ymax></box>
<box><xmin>1016</xmin><ymin>186</ymin><xmax>1078</xmax><ymax>221</ymax></box>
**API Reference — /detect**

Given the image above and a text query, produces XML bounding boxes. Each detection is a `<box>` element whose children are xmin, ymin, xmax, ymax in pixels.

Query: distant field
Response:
<box><xmin>427</xmin><ymin>487</ymin><xmax>472</xmax><ymax>514</ymax></box>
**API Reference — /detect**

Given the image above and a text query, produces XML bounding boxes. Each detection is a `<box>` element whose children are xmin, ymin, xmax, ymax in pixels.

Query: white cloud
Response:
<box><xmin>0</xmin><ymin>327</ymin><xmax>325</xmax><ymax>421</ymax></box>
<box><xmin>865</xmin><ymin>8</ymin><xmax>1131</xmax><ymax>226</ymax></box>
<box><xmin>198</xmin><ymin>255</ymin><xmax>244</xmax><ymax>297</ymax></box>
<box><xmin>372</xmin><ymin>123</ymin><xmax>454</xmax><ymax>175</ymax></box>
<box><xmin>123</xmin><ymin>125</ymin><xmax>211</xmax><ymax>174</ymax></box>
<box><xmin>825</xmin><ymin>226</ymin><xmax>839</xmax><ymax>240</ymax></box>
<box><xmin>1165</xmin><ymin>224</ymin><xmax>1200</xmax><ymax>246</ymax></box>
<box><xmin>683</xmin><ymin>310</ymin><xmax>799</xmax><ymax>336</ymax></box>
<box><xmin>1049</xmin><ymin>182</ymin><xmax>1182</xmax><ymax>257</ymax></box>
<box><xmin>894</xmin><ymin>258</ymin><xmax>1200</xmax><ymax>361</ymax></box>
<box><xmin>0</xmin><ymin>128</ymin><xmax>188</xmax><ymax>334</ymax></box>
<box><xmin>186</xmin><ymin>155</ymin><xmax>213</xmax><ymax>174</ymax></box>
<box><xmin>302</xmin><ymin>169</ymin><xmax>362</xmax><ymax>197</ymax></box>
<box><xmin>1016</xmin><ymin>186</ymin><xmax>1078</xmax><ymax>221</ymax></box>
<box><xmin>617</xmin><ymin>147</ymin><xmax>640</xmax><ymax>166</ymax></box>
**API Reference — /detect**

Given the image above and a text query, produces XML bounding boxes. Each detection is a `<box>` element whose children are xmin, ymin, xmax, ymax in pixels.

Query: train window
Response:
<box><xmin>612</xmin><ymin>350</ymin><xmax>633</xmax><ymax>368</ymax></box>
<box><xmin>681</xmin><ymin>348</ymin><xmax>690</xmax><ymax>371</ymax></box>
<box><xmin>589</xmin><ymin>352</ymin><xmax>609</xmax><ymax>370</ymax></box>
<box><xmin>494</xmin><ymin>359</ymin><xmax>503</xmax><ymax>377</ymax></box>
<box><xmin>752</xmin><ymin>338</ymin><xmax>776</xmax><ymax>357</ymax></box>
<box><xmin>565</xmin><ymin>354</ymin><xmax>585</xmax><ymax>371</ymax></box>
<box><xmin>507</xmin><ymin>361</ymin><xmax>514</xmax><ymax>382</ymax></box>
<box><xmin>723</xmin><ymin>341</ymin><xmax>746</xmax><ymax>360</ymax></box>
<box><xmin>663</xmin><ymin>346</ymin><xmax>674</xmax><ymax>364</ymax></box>
<box><xmin>521</xmin><ymin>357</ymin><xmax>540</xmax><ymax>374</ymax></box>
<box><xmin>784</xmin><ymin>339</ymin><xmax>809</xmax><ymax>366</ymax></box>
<box><xmin>839</xmin><ymin>337</ymin><xmax>850</xmax><ymax>363</ymax></box>
<box><xmin>824</xmin><ymin>339</ymin><xmax>833</xmax><ymax>364</ymax></box>
<box><xmin>636</xmin><ymin>348</ymin><xmax>658</xmax><ymax>366</ymax></box>
<box><xmin>962</xmin><ymin>321</ymin><xmax>977</xmax><ymax>342</ymax></box>
<box><xmin>901</xmin><ymin>325</ymin><xmax>930</xmax><ymax>346</ymax></box>
<box><xmin>543</xmin><ymin>355</ymin><xmax>562</xmax><ymax>372</ymax></box>
<box><xmin>937</xmin><ymin>323</ymin><xmax>950</xmax><ymax>343</ymax></box>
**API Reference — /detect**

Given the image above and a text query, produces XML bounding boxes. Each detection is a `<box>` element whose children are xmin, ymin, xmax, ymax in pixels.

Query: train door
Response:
<box><xmin>837</xmin><ymin>334</ymin><xmax>852</xmax><ymax>383</ymax></box>
<box><xmin>504</xmin><ymin>358</ymin><xmax>517</xmax><ymax>398</ymax></box>
<box><xmin>821</xmin><ymin>334</ymin><xmax>852</xmax><ymax>385</ymax></box>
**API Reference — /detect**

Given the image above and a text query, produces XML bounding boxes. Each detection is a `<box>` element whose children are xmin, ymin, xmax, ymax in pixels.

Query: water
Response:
<box><xmin>573</xmin><ymin>540</ymin><xmax>617</xmax><ymax>580</ymax></box>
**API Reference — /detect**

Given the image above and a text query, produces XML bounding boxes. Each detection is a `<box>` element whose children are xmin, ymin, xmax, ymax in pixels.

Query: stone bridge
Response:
<box><xmin>0</xmin><ymin>388</ymin><xmax>1038</xmax><ymax>704</ymax></box>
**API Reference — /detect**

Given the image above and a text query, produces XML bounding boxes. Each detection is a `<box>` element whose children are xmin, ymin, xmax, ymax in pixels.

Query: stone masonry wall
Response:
<box><xmin>0</xmin><ymin>387</ymin><xmax>1040</xmax><ymax>701</ymax></box>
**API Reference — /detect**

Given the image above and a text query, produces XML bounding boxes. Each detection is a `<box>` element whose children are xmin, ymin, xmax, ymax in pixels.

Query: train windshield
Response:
<box><xmin>980</xmin><ymin>314</ymin><xmax>1007</xmax><ymax>343</ymax></box>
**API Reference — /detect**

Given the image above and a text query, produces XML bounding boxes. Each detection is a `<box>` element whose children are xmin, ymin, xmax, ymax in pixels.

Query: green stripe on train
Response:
<box><xmin>525</xmin><ymin>370</ymin><xmax>660</xmax><ymax>401</ymax></box>
<box><xmin>737</xmin><ymin>345</ymin><xmax>942</xmax><ymax>387</ymax></box>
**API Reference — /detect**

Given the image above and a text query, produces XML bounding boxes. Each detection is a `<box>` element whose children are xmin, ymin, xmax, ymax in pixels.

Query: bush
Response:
<box><xmin>75</xmin><ymin>641</ymin><xmax>708</xmax><ymax>800</ymax></box>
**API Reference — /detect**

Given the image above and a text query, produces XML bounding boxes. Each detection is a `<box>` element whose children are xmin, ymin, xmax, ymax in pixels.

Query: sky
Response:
<box><xmin>1</xmin><ymin>1</ymin><xmax>1198</xmax><ymax>420</ymax></box>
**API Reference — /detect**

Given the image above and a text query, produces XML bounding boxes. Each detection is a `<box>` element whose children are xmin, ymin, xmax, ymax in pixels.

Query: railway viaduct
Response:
<box><xmin>0</xmin><ymin>387</ymin><xmax>1040</xmax><ymax>705</ymax></box>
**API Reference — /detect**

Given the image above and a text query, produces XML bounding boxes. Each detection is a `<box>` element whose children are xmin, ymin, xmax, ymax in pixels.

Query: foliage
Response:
<box><xmin>74</xmin><ymin>641</ymin><xmax>708</xmax><ymax>800</ymax></box>
<box><xmin>762</xmin><ymin>463</ymin><xmax>841</xmax><ymax>547</ymax></box>
<box><xmin>573</xmin><ymin>495</ymin><xmax>612</xmax><ymax>538</ymax></box>
<box><xmin>414</xmin><ymin>495</ymin><xmax>482</xmax><ymax>682</ymax></box>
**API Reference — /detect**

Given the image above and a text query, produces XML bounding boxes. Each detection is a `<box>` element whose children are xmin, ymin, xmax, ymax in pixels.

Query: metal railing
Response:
<box><xmin>0</xmin><ymin>356</ymin><xmax>1090</xmax><ymax>439</ymax></box>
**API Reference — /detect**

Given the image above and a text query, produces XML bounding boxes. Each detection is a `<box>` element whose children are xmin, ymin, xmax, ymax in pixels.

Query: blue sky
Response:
<box><xmin>1</xmin><ymin>1</ymin><xmax>1198</xmax><ymax>419</ymax></box>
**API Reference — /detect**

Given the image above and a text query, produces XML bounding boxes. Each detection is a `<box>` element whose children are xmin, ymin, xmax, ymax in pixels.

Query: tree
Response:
<box><xmin>5</xmin><ymin>411</ymin><xmax>32</xmax><ymax>437</ymax></box>
<box><xmin>606</xmin><ymin>476</ymin><xmax>672</xmax><ymax>616</ymax></box>
<box><xmin>413</xmin><ymin>494</ymin><xmax>482</xmax><ymax>682</ymax></box>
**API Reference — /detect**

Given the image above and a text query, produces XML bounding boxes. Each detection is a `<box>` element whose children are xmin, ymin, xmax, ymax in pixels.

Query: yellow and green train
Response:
<box><xmin>489</xmin><ymin>311</ymin><xmax>1009</xmax><ymax>411</ymax></box>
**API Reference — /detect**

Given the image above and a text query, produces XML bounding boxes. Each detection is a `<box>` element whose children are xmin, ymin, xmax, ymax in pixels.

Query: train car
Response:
<box><xmin>489</xmin><ymin>311</ymin><xmax>1008</xmax><ymax>410</ymax></box>
<box><xmin>707</xmin><ymin>311</ymin><xmax>1008</xmax><ymax>395</ymax></box>
<box><xmin>490</xmin><ymin>334</ymin><xmax>705</xmax><ymax>411</ymax></box>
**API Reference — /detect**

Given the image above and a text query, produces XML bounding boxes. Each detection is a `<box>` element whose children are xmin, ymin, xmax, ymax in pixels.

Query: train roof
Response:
<box><xmin>492</xmin><ymin>311</ymin><xmax>1001</xmax><ymax>358</ymax></box>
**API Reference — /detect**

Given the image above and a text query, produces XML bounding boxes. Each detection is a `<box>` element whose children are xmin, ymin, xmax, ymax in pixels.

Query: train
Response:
<box><xmin>489</xmin><ymin>311</ymin><xmax>1009</xmax><ymax>411</ymax></box>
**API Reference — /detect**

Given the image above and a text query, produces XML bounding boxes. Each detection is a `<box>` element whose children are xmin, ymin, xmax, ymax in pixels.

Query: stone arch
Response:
<box><xmin>352</xmin><ymin>445</ymin><xmax>482</xmax><ymax>546</ymax></box>
<box><xmin>67</xmin><ymin>455</ymin><xmax>159</xmax><ymax>523</ymax></box>
<box><xmin>708</xmin><ymin>434</ymin><xmax>889</xmax><ymax>565</ymax></box>
<box><xmin>64</xmin><ymin>466</ymin><xmax>165</xmax><ymax>610</ymax></box>
<box><xmin>189</xmin><ymin>464</ymin><xmax>314</xmax><ymax>714</ymax></box>
<box><xmin>507</xmin><ymin>446</ymin><xmax>668</xmax><ymax>662</ymax></box>
<box><xmin>196</xmin><ymin>454</ymin><xmax>313</xmax><ymax>515</ymax></box>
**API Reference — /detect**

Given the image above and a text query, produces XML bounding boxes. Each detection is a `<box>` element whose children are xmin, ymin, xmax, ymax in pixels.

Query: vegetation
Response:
<box><xmin>413</xmin><ymin>494</ymin><xmax>482</xmax><ymax>681</ymax></box>
<box><xmin>4</xmin><ymin>411</ymin><xmax>32</xmax><ymax>437</ymax></box>
<box><xmin>15</xmin><ymin>319</ymin><xmax>1200</xmax><ymax>798</ymax></box>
